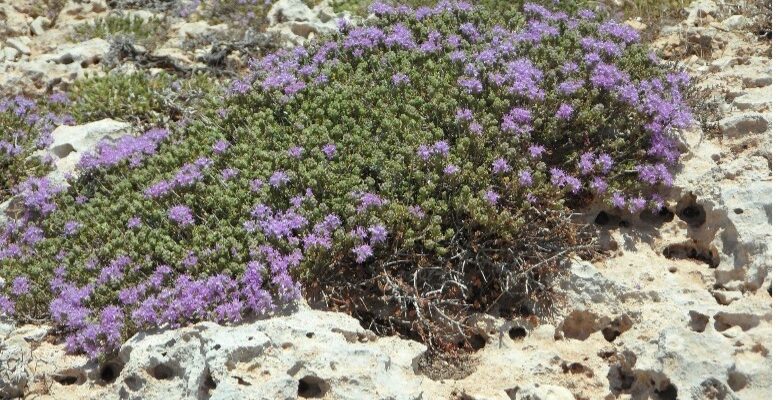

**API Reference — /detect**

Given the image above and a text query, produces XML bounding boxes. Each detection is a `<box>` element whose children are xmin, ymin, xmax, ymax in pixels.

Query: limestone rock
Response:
<box><xmin>6</xmin><ymin>38</ymin><xmax>31</xmax><ymax>55</ymax></box>
<box><xmin>265</xmin><ymin>0</ymin><xmax>343</xmax><ymax>46</ymax></box>
<box><xmin>719</xmin><ymin>112</ymin><xmax>770</xmax><ymax>138</ymax></box>
<box><xmin>0</xmin><ymin>3</ymin><xmax>31</xmax><ymax>37</ymax></box>
<box><xmin>30</xmin><ymin>16</ymin><xmax>51</xmax><ymax>36</ymax></box>
<box><xmin>723</xmin><ymin>15</ymin><xmax>750</xmax><ymax>30</ymax></box>
<box><xmin>0</xmin><ymin>336</ymin><xmax>30</xmax><ymax>399</ymax></box>
<box><xmin>42</xmin><ymin>119</ymin><xmax>132</xmax><ymax>184</ymax></box>
<box><xmin>115</xmin><ymin>302</ymin><xmax>427</xmax><ymax>400</ymax></box>
<box><xmin>508</xmin><ymin>384</ymin><xmax>575</xmax><ymax>400</ymax></box>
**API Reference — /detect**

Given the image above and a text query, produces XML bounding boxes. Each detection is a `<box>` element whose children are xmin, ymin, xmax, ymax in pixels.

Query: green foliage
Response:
<box><xmin>71</xmin><ymin>14</ymin><xmax>167</xmax><ymax>49</ymax></box>
<box><xmin>1</xmin><ymin>2</ymin><xmax>691</xmax><ymax>353</ymax></box>
<box><xmin>67</xmin><ymin>72</ymin><xmax>223</xmax><ymax>127</ymax></box>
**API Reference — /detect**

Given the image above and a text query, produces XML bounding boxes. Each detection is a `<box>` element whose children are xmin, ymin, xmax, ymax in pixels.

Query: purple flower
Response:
<box><xmin>168</xmin><ymin>205</ymin><xmax>195</xmax><ymax>227</ymax></box>
<box><xmin>356</xmin><ymin>192</ymin><xmax>385</xmax><ymax>213</ymax></box>
<box><xmin>492</xmin><ymin>158</ymin><xmax>512</xmax><ymax>174</ymax></box>
<box><xmin>579</xmin><ymin>152</ymin><xmax>596</xmax><ymax>174</ymax></box>
<box><xmin>63</xmin><ymin>220</ymin><xmax>81</xmax><ymax>236</ymax></box>
<box><xmin>590</xmin><ymin>63</ymin><xmax>626</xmax><ymax>90</ymax></box>
<box><xmin>182</xmin><ymin>251</ymin><xmax>198</xmax><ymax>268</ymax></box>
<box><xmin>518</xmin><ymin>170</ymin><xmax>533</xmax><ymax>186</ymax></box>
<box><xmin>385</xmin><ymin>23</ymin><xmax>416</xmax><ymax>49</ymax></box>
<box><xmin>501</xmin><ymin>107</ymin><xmax>533</xmax><ymax>136</ymax></box>
<box><xmin>417</xmin><ymin>144</ymin><xmax>432</xmax><ymax>161</ymax></box>
<box><xmin>99</xmin><ymin>306</ymin><xmax>124</xmax><ymax>349</ymax></box>
<box><xmin>353</xmin><ymin>244</ymin><xmax>373</xmax><ymax>263</ymax></box>
<box><xmin>79</xmin><ymin>128</ymin><xmax>168</xmax><ymax>172</ymax></box>
<box><xmin>556</xmin><ymin>103</ymin><xmax>574</xmax><ymax>120</ymax></box>
<box><xmin>597</xmin><ymin>153</ymin><xmax>614</xmax><ymax>173</ymax></box>
<box><xmin>458</xmin><ymin>77</ymin><xmax>483</xmax><ymax>94</ymax></box>
<box><xmin>433</xmin><ymin>140</ymin><xmax>450</xmax><ymax>156</ymax></box>
<box><xmin>0</xmin><ymin>295</ymin><xmax>13</xmax><ymax>316</ymax></box>
<box><xmin>250</xmin><ymin>179</ymin><xmax>264</xmax><ymax>192</ymax></box>
<box><xmin>591</xmin><ymin>176</ymin><xmax>608</xmax><ymax>194</ymax></box>
<box><xmin>558</xmin><ymin>80</ymin><xmax>584</xmax><ymax>95</ymax></box>
<box><xmin>368</xmin><ymin>224</ymin><xmax>388</xmax><ymax>244</ymax></box>
<box><xmin>528</xmin><ymin>144</ymin><xmax>546</xmax><ymax>158</ymax></box>
<box><xmin>213</xmin><ymin>140</ymin><xmax>230</xmax><ymax>154</ymax></box>
<box><xmin>49</xmin><ymin>92</ymin><xmax>70</xmax><ymax>104</ymax></box>
<box><xmin>598</xmin><ymin>20</ymin><xmax>640</xmax><ymax>44</ymax></box>
<box><xmin>392</xmin><ymin>73</ymin><xmax>410</xmax><ymax>86</ymax></box>
<box><xmin>629</xmin><ymin>197</ymin><xmax>647</xmax><ymax>213</ymax></box>
<box><xmin>561</xmin><ymin>62</ymin><xmax>579</xmax><ymax>74</ymax></box>
<box><xmin>443</xmin><ymin>164</ymin><xmax>460</xmax><ymax>175</ymax></box>
<box><xmin>11</xmin><ymin>276</ymin><xmax>30</xmax><ymax>296</ymax></box>
<box><xmin>409</xmin><ymin>205</ymin><xmax>425</xmax><ymax>219</ymax></box>
<box><xmin>455</xmin><ymin>108</ymin><xmax>474</xmax><ymax>122</ymax></box>
<box><xmin>468</xmin><ymin>121</ymin><xmax>483</xmax><ymax>135</ymax></box>
<box><xmin>611</xmin><ymin>192</ymin><xmax>627</xmax><ymax>209</ymax></box>
<box><xmin>269</xmin><ymin>170</ymin><xmax>290</xmax><ymax>188</ymax></box>
<box><xmin>288</xmin><ymin>146</ymin><xmax>304</xmax><ymax>159</ymax></box>
<box><xmin>460</xmin><ymin>22</ymin><xmax>481</xmax><ymax>42</ymax></box>
<box><xmin>484</xmin><ymin>189</ymin><xmax>500</xmax><ymax>205</ymax></box>
<box><xmin>220</xmin><ymin>168</ymin><xmax>239</xmax><ymax>181</ymax></box>
<box><xmin>127</xmin><ymin>216</ymin><xmax>142</xmax><ymax>229</ymax></box>
<box><xmin>321</xmin><ymin>143</ymin><xmax>337</xmax><ymax>159</ymax></box>
<box><xmin>636</xmin><ymin>163</ymin><xmax>673</xmax><ymax>186</ymax></box>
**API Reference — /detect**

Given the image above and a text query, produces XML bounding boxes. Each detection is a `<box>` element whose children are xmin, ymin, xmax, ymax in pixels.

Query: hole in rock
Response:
<box><xmin>505</xmin><ymin>386</ymin><xmax>519</xmax><ymax>400</ymax></box>
<box><xmin>601</xmin><ymin>315</ymin><xmax>633</xmax><ymax>342</ymax></box>
<box><xmin>99</xmin><ymin>360</ymin><xmax>124</xmax><ymax>384</ymax></box>
<box><xmin>663</xmin><ymin>241</ymin><xmax>720</xmax><ymax>268</ymax></box>
<box><xmin>618</xmin><ymin>220</ymin><xmax>631</xmax><ymax>228</ymax></box>
<box><xmin>688</xmin><ymin>311</ymin><xmax>709</xmax><ymax>332</ymax></box>
<box><xmin>290</xmin><ymin>23</ymin><xmax>316</xmax><ymax>39</ymax></box>
<box><xmin>124</xmin><ymin>376</ymin><xmax>143</xmax><ymax>391</ymax></box>
<box><xmin>594</xmin><ymin>211</ymin><xmax>616</xmax><ymax>226</ymax></box>
<box><xmin>508</xmin><ymin>326</ymin><xmax>527</xmax><ymax>340</ymax></box>
<box><xmin>468</xmin><ymin>334</ymin><xmax>487</xmax><ymax>350</ymax></box>
<box><xmin>53</xmin><ymin>369</ymin><xmax>86</xmax><ymax>386</ymax></box>
<box><xmin>305</xmin><ymin>332</ymin><xmax>314</xmax><ymax>338</ymax></box>
<box><xmin>559</xmin><ymin>310</ymin><xmax>600</xmax><ymax>341</ymax></box>
<box><xmin>234</xmin><ymin>376</ymin><xmax>251</xmax><ymax>386</ymax></box>
<box><xmin>562</xmin><ymin>361</ymin><xmax>593</xmax><ymax>377</ymax></box>
<box><xmin>297</xmin><ymin>375</ymin><xmax>329</xmax><ymax>398</ymax></box>
<box><xmin>640</xmin><ymin>207</ymin><xmax>675</xmax><ymax>225</ymax></box>
<box><xmin>733</xmin><ymin>208</ymin><xmax>744</xmax><ymax>214</ymax></box>
<box><xmin>58</xmin><ymin>54</ymin><xmax>74</xmax><ymax>64</ymax></box>
<box><xmin>80</xmin><ymin>57</ymin><xmax>100</xmax><ymax>68</ymax></box>
<box><xmin>713</xmin><ymin>312</ymin><xmax>760</xmax><ymax>332</ymax></box>
<box><xmin>655</xmin><ymin>383</ymin><xmax>678</xmax><ymax>400</ymax></box>
<box><xmin>727</xmin><ymin>370</ymin><xmax>747</xmax><ymax>391</ymax></box>
<box><xmin>151</xmin><ymin>364</ymin><xmax>175</xmax><ymax>380</ymax></box>
<box><xmin>676</xmin><ymin>194</ymin><xmax>706</xmax><ymax>227</ymax></box>
<box><xmin>202</xmin><ymin>371</ymin><xmax>217</xmax><ymax>392</ymax></box>
<box><xmin>50</xmin><ymin>143</ymin><xmax>75</xmax><ymax>159</ymax></box>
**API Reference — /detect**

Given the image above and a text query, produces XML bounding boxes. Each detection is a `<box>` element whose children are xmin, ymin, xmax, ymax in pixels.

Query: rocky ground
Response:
<box><xmin>0</xmin><ymin>0</ymin><xmax>772</xmax><ymax>399</ymax></box>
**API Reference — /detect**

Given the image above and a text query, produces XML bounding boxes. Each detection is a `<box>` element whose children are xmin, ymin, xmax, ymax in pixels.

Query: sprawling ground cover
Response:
<box><xmin>0</xmin><ymin>1</ymin><xmax>692</xmax><ymax>357</ymax></box>
<box><xmin>0</xmin><ymin>95</ymin><xmax>74</xmax><ymax>204</ymax></box>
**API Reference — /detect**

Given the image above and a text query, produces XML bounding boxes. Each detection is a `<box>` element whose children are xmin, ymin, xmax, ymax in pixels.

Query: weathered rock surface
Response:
<box><xmin>0</xmin><ymin>0</ymin><xmax>771</xmax><ymax>399</ymax></box>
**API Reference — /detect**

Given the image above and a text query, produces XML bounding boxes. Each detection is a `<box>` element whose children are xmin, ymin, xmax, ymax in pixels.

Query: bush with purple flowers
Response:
<box><xmin>0</xmin><ymin>95</ymin><xmax>74</xmax><ymax>203</ymax></box>
<box><xmin>0</xmin><ymin>1</ymin><xmax>693</xmax><ymax>356</ymax></box>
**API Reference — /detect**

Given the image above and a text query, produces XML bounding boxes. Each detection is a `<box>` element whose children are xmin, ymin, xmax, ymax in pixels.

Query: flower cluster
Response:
<box><xmin>0</xmin><ymin>1</ymin><xmax>693</xmax><ymax>358</ymax></box>
<box><xmin>0</xmin><ymin>95</ymin><xmax>74</xmax><ymax>202</ymax></box>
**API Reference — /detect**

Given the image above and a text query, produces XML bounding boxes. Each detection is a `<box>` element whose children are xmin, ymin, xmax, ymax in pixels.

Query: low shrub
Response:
<box><xmin>71</xmin><ymin>14</ymin><xmax>168</xmax><ymax>49</ymax></box>
<box><xmin>0</xmin><ymin>95</ymin><xmax>74</xmax><ymax>204</ymax></box>
<box><xmin>67</xmin><ymin>72</ymin><xmax>223</xmax><ymax>127</ymax></box>
<box><xmin>0</xmin><ymin>1</ymin><xmax>692</xmax><ymax>357</ymax></box>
